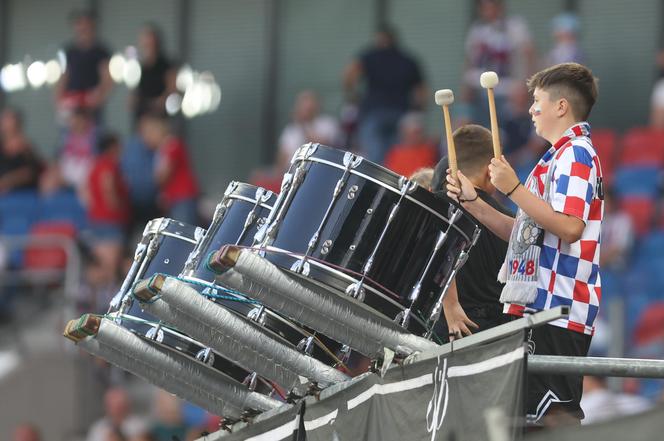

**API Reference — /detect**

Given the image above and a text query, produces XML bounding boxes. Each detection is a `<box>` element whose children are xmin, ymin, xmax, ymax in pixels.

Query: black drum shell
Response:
<box><xmin>261</xmin><ymin>144</ymin><xmax>479</xmax><ymax>338</ymax></box>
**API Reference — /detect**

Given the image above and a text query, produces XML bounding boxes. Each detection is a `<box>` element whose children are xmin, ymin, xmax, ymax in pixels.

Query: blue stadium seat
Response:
<box><xmin>38</xmin><ymin>189</ymin><xmax>87</xmax><ymax>231</ymax></box>
<box><xmin>613</xmin><ymin>166</ymin><xmax>662</xmax><ymax>199</ymax></box>
<box><xmin>0</xmin><ymin>190</ymin><xmax>40</xmax><ymax>268</ymax></box>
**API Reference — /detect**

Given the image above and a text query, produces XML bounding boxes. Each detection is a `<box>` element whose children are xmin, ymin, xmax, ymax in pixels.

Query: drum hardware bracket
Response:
<box><xmin>195</xmin><ymin>347</ymin><xmax>216</xmax><ymax>367</ymax></box>
<box><xmin>394</xmin><ymin>308</ymin><xmax>411</xmax><ymax>329</ymax></box>
<box><xmin>339</xmin><ymin>344</ymin><xmax>352</xmax><ymax>364</ymax></box>
<box><xmin>224</xmin><ymin>180</ymin><xmax>240</xmax><ymax>197</ymax></box>
<box><xmin>345</xmin><ymin>282</ymin><xmax>366</xmax><ymax>302</ymax></box>
<box><xmin>342</xmin><ymin>151</ymin><xmax>363</xmax><ymax>168</ymax></box>
<box><xmin>296</xmin><ymin>335</ymin><xmax>315</xmax><ymax>356</ymax></box>
<box><xmin>290</xmin><ymin>259</ymin><xmax>310</xmax><ymax>276</ymax></box>
<box><xmin>145</xmin><ymin>324</ymin><xmax>164</xmax><ymax>343</ymax></box>
<box><xmin>320</xmin><ymin>240</ymin><xmax>333</xmax><ymax>255</ymax></box>
<box><xmin>242</xmin><ymin>372</ymin><xmax>259</xmax><ymax>391</ymax></box>
<box><xmin>247</xmin><ymin>305</ymin><xmax>267</xmax><ymax>326</ymax></box>
<box><xmin>258</xmin><ymin>165</ymin><xmax>306</xmax><ymax>245</ymax></box>
<box><xmin>347</xmin><ymin>184</ymin><xmax>359</xmax><ymax>199</ymax></box>
<box><xmin>294</xmin><ymin>142</ymin><xmax>319</xmax><ymax>163</ymax></box>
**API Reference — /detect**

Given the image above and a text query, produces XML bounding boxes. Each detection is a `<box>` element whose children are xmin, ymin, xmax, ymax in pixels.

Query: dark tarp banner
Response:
<box><xmin>215</xmin><ymin>331</ymin><xmax>525</xmax><ymax>441</ymax></box>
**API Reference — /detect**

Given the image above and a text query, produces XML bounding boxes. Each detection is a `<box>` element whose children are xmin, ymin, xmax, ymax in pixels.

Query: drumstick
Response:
<box><xmin>434</xmin><ymin>89</ymin><xmax>458</xmax><ymax>177</ymax></box>
<box><xmin>480</xmin><ymin>71</ymin><xmax>502</xmax><ymax>159</ymax></box>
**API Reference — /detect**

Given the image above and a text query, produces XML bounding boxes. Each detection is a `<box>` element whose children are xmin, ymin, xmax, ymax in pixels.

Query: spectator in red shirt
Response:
<box><xmin>140</xmin><ymin>114</ymin><xmax>199</xmax><ymax>225</ymax></box>
<box><xmin>86</xmin><ymin>133</ymin><xmax>130</xmax><ymax>285</ymax></box>
<box><xmin>383</xmin><ymin>112</ymin><xmax>438</xmax><ymax>177</ymax></box>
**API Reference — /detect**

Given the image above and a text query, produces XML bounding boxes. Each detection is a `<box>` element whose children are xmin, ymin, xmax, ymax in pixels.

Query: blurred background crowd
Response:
<box><xmin>2</xmin><ymin>0</ymin><xmax>664</xmax><ymax>439</ymax></box>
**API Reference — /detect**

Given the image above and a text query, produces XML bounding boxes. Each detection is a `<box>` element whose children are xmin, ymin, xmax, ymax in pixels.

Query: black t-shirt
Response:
<box><xmin>0</xmin><ymin>148</ymin><xmax>43</xmax><ymax>190</ymax></box>
<box><xmin>359</xmin><ymin>47</ymin><xmax>423</xmax><ymax>113</ymax></box>
<box><xmin>64</xmin><ymin>42</ymin><xmax>111</xmax><ymax>92</ymax></box>
<box><xmin>135</xmin><ymin>55</ymin><xmax>173</xmax><ymax>120</ymax></box>
<box><xmin>455</xmin><ymin>189</ymin><xmax>513</xmax><ymax>315</ymax></box>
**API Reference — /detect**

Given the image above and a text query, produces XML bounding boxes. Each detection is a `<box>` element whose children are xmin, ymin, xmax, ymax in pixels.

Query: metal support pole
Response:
<box><xmin>528</xmin><ymin>355</ymin><xmax>664</xmax><ymax>378</ymax></box>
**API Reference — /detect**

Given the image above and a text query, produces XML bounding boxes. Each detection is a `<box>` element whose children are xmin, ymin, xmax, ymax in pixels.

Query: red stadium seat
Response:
<box><xmin>591</xmin><ymin>128</ymin><xmax>618</xmax><ymax>184</ymax></box>
<box><xmin>619</xmin><ymin>197</ymin><xmax>657</xmax><ymax>236</ymax></box>
<box><xmin>24</xmin><ymin>221</ymin><xmax>77</xmax><ymax>270</ymax></box>
<box><xmin>618</xmin><ymin>127</ymin><xmax>664</xmax><ymax>166</ymax></box>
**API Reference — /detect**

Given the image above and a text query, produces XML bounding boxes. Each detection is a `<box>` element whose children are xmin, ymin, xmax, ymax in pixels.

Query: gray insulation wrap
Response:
<box><xmin>137</xmin><ymin>277</ymin><xmax>349</xmax><ymax>393</ymax></box>
<box><xmin>215</xmin><ymin>251</ymin><xmax>438</xmax><ymax>357</ymax></box>
<box><xmin>77</xmin><ymin>319</ymin><xmax>282</xmax><ymax>419</ymax></box>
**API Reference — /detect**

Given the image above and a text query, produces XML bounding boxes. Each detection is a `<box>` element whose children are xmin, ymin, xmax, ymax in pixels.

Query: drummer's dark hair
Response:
<box><xmin>431</xmin><ymin>124</ymin><xmax>493</xmax><ymax>192</ymax></box>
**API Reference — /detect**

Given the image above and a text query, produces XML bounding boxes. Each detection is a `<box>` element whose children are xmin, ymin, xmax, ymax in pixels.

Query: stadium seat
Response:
<box><xmin>0</xmin><ymin>191</ymin><xmax>41</xmax><ymax>268</ymax></box>
<box><xmin>38</xmin><ymin>189</ymin><xmax>87</xmax><ymax>231</ymax></box>
<box><xmin>24</xmin><ymin>221</ymin><xmax>77</xmax><ymax>270</ymax></box>
<box><xmin>618</xmin><ymin>127</ymin><xmax>664</xmax><ymax>166</ymax></box>
<box><xmin>591</xmin><ymin>128</ymin><xmax>618</xmax><ymax>183</ymax></box>
<box><xmin>619</xmin><ymin>197</ymin><xmax>657</xmax><ymax>236</ymax></box>
<box><xmin>613</xmin><ymin>166</ymin><xmax>662</xmax><ymax>199</ymax></box>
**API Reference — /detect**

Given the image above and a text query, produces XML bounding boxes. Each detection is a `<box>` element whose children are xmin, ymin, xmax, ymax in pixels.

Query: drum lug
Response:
<box><xmin>145</xmin><ymin>325</ymin><xmax>165</xmax><ymax>343</ymax></box>
<box><xmin>342</xmin><ymin>151</ymin><xmax>362</xmax><ymax>168</ymax></box>
<box><xmin>338</xmin><ymin>344</ymin><xmax>352</xmax><ymax>364</ymax></box>
<box><xmin>243</xmin><ymin>372</ymin><xmax>258</xmax><ymax>391</ymax></box>
<box><xmin>247</xmin><ymin>306</ymin><xmax>267</xmax><ymax>326</ymax></box>
<box><xmin>347</xmin><ymin>184</ymin><xmax>359</xmax><ymax>200</ymax></box>
<box><xmin>224</xmin><ymin>180</ymin><xmax>240</xmax><ymax>197</ymax></box>
<box><xmin>345</xmin><ymin>282</ymin><xmax>365</xmax><ymax>302</ymax></box>
<box><xmin>290</xmin><ymin>259</ymin><xmax>310</xmax><ymax>276</ymax></box>
<box><xmin>294</xmin><ymin>142</ymin><xmax>319</xmax><ymax>163</ymax></box>
<box><xmin>296</xmin><ymin>335</ymin><xmax>315</xmax><ymax>356</ymax></box>
<box><xmin>394</xmin><ymin>309</ymin><xmax>411</xmax><ymax>329</ymax></box>
<box><xmin>320</xmin><ymin>240</ymin><xmax>333</xmax><ymax>255</ymax></box>
<box><xmin>195</xmin><ymin>347</ymin><xmax>216</xmax><ymax>367</ymax></box>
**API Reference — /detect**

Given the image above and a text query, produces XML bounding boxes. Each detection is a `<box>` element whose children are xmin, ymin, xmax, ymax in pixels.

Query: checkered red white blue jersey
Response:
<box><xmin>504</xmin><ymin>122</ymin><xmax>604</xmax><ymax>335</ymax></box>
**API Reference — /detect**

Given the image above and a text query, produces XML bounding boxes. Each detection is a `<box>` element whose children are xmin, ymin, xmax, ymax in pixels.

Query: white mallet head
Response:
<box><xmin>434</xmin><ymin>89</ymin><xmax>454</xmax><ymax>106</ymax></box>
<box><xmin>480</xmin><ymin>71</ymin><xmax>499</xmax><ymax>89</ymax></box>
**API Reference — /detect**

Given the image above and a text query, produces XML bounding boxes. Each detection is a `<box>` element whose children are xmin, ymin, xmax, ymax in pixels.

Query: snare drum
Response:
<box><xmin>255</xmin><ymin>143</ymin><xmax>480</xmax><ymax>340</ymax></box>
<box><xmin>179</xmin><ymin>182</ymin><xmax>362</xmax><ymax>373</ymax></box>
<box><xmin>108</xmin><ymin>218</ymin><xmax>279</xmax><ymax>396</ymax></box>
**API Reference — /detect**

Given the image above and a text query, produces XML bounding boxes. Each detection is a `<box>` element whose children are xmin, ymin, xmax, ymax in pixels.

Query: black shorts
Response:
<box><xmin>525</xmin><ymin>324</ymin><xmax>592</xmax><ymax>424</ymax></box>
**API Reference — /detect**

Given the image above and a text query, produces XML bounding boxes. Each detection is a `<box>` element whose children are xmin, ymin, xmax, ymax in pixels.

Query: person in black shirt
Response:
<box><xmin>131</xmin><ymin>23</ymin><xmax>177</xmax><ymax>125</ymax></box>
<box><xmin>430</xmin><ymin>125</ymin><xmax>513</xmax><ymax>340</ymax></box>
<box><xmin>55</xmin><ymin>10</ymin><xmax>112</xmax><ymax>120</ymax></box>
<box><xmin>344</xmin><ymin>25</ymin><xmax>426</xmax><ymax>164</ymax></box>
<box><xmin>0</xmin><ymin>108</ymin><xmax>43</xmax><ymax>193</ymax></box>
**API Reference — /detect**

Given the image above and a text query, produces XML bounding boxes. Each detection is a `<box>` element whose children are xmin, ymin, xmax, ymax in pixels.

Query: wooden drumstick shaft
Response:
<box><xmin>442</xmin><ymin>105</ymin><xmax>458</xmax><ymax>176</ymax></box>
<box><xmin>487</xmin><ymin>87</ymin><xmax>502</xmax><ymax>159</ymax></box>
<box><xmin>480</xmin><ymin>71</ymin><xmax>502</xmax><ymax>159</ymax></box>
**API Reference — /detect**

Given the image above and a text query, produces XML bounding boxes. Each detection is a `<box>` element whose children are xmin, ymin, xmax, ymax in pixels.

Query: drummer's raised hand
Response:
<box><xmin>446</xmin><ymin>169</ymin><xmax>477</xmax><ymax>204</ymax></box>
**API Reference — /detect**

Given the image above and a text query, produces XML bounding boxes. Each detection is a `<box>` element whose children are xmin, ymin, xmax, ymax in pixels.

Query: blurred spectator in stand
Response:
<box><xmin>121</xmin><ymin>135</ymin><xmax>159</xmax><ymax>240</ymax></box>
<box><xmin>278</xmin><ymin>90</ymin><xmax>340</xmax><ymax>170</ymax></box>
<box><xmin>461</xmin><ymin>0</ymin><xmax>535</xmax><ymax>126</ymax></box>
<box><xmin>58</xmin><ymin>107</ymin><xmax>99</xmax><ymax>198</ymax></box>
<box><xmin>546</xmin><ymin>12</ymin><xmax>585</xmax><ymax>66</ymax></box>
<box><xmin>344</xmin><ymin>25</ymin><xmax>426</xmax><ymax>164</ymax></box>
<box><xmin>650</xmin><ymin>49</ymin><xmax>664</xmax><ymax>129</ymax></box>
<box><xmin>86</xmin><ymin>133</ymin><xmax>131</xmax><ymax>287</ymax></box>
<box><xmin>131</xmin><ymin>23</ymin><xmax>177</xmax><ymax>126</ymax></box>
<box><xmin>600</xmin><ymin>187</ymin><xmax>635</xmax><ymax>271</ymax></box>
<box><xmin>383</xmin><ymin>112</ymin><xmax>437</xmax><ymax>177</ymax></box>
<box><xmin>55</xmin><ymin>9</ymin><xmax>112</xmax><ymax>124</ymax></box>
<box><xmin>0</xmin><ymin>108</ymin><xmax>43</xmax><ymax>193</ymax></box>
<box><xmin>140</xmin><ymin>114</ymin><xmax>199</xmax><ymax>225</ymax></box>
<box><xmin>148</xmin><ymin>389</ymin><xmax>191</xmax><ymax>441</ymax></box>
<box><xmin>581</xmin><ymin>376</ymin><xmax>652</xmax><ymax>425</ymax></box>
<box><xmin>409</xmin><ymin>167</ymin><xmax>434</xmax><ymax>189</ymax></box>
<box><xmin>87</xmin><ymin>387</ymin><xmax>148</xmax><ymax>441</ymax></box>
<box><xmin>11</xmin><ymin>423</ymin><xmax>41</xmax><ymax>441</ymax></box>
<box><xmin>501</xmin><ymin>83</ymin><xmax>546</xmax><ymax>164</ymax></box>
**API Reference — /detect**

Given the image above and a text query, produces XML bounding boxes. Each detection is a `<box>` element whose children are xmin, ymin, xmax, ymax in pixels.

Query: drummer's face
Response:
<box><xmin>529</xmin><ymin>87</ymin><xmax>554</xmax><ymax>140</ymax></box>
